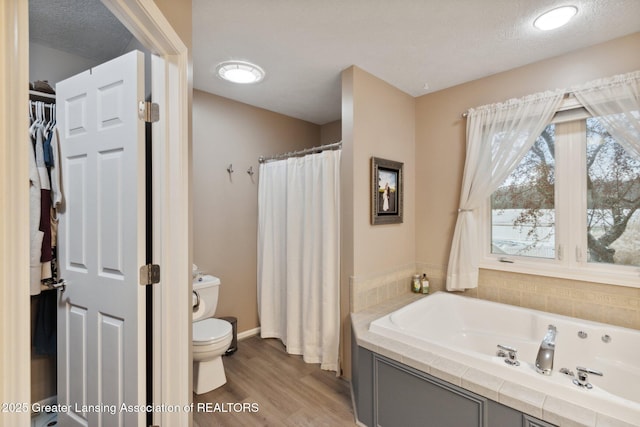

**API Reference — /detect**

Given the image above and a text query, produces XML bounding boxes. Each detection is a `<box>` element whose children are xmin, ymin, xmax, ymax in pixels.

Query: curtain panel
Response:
<box><xmin>572</xmin><ymin>71</ymin><xmax>640</xmax><ymax>159</ymax></box>
<box><xmin>257</xmin><ymin>150</ymin><xmax>341</xmax><ymax>371</ymax></box>
<box><xmin>446</xmin><ymin>91</ymin><xmax>564</xmax><ymax>291</ymax></box>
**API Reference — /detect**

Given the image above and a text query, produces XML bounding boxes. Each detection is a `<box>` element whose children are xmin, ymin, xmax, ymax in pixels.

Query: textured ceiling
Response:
<box><xmin>193</xmin><ymin>0</ymin><xmax>640</xmax><ymax>124</ymax></box>
<box><xmin>29</xmin><ymin>1</ymin><xmax>640</xmax><ymax>125</ymax></box>
<box><xmin>29</xmin><ymin>0</ymin><xmax>133</xmax><ymax>63</ymax></box>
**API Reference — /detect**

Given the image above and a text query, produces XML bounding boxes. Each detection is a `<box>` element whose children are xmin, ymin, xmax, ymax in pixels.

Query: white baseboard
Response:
<box><xmin>237</xmin><ymin>327</ymin><xmax>260</xmax><ymax>341</ymax></box>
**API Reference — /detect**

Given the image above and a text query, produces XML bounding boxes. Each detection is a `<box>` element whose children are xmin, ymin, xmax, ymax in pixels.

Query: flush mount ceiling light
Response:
<box><xmin>533</xmin><ymin>6</ymin><xmax>578</xmax><ymax>31</ymax></box>
<box><xmin>215</xmin><ymin>60</ymin><xmax>265</xmax><ymax>84</ymax></box>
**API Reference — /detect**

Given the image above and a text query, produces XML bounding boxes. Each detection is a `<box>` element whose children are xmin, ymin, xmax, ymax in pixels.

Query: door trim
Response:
<box><xmin>0</xmin><ymin>2</ymin><xmax>30</xmax><ymax>425</ymax></box>
<box><xmin>0</xmin><ymin>1</ymin><xmax>191</xmax><ymax>426</ymax></box>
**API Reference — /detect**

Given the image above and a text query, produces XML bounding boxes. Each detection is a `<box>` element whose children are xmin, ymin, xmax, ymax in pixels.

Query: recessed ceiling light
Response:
<box><xmin>215</xmin><ymin>60</ymin><xmax>265</xmax><ymax>84</ymax></box>
<box><xmin>533</xmin><ymin>6</ymin><xmax>578</xmax><ymax>31</ymax></box>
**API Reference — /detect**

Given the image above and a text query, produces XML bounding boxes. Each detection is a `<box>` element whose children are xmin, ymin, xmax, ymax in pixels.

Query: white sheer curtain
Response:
<box><xmin>446</xmin><ymin>91</ymin><xmax>564</xmax><ymax>291</ymax></box>
<box><xmin>573</xmin><ymin>71</ymin><xmax>640</xmax><ymax>159</ymax></box>
<box><xmin>257</xmin><ymin>150</ymin><xmax>341</xmax><ymax>371</ymax></box>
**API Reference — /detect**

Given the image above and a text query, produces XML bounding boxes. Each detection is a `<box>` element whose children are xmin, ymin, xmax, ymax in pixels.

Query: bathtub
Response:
<box><xmin>368</xmin><ymin>292</ymin><xmax>640</xmax><ymax>426</ymax></box>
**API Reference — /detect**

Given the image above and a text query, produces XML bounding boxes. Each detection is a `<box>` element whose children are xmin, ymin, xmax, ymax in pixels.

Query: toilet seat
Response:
<box><xmin>193</xmin><ymin>318</ymin><xmax>232</xmax><ymax>345</ymax></box>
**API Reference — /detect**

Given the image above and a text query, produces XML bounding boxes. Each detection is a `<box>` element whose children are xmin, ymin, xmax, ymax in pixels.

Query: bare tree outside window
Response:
<box><xmin>491</xmin><ymin>125</ymin><xmax>556</xmax><ymax>259</ymax></box>
<box><xmin>491</xmin><ymin>120</ymin><xmax>640</xmax><ymax>266</ymax></box>
<box><xmin>586</xmin><ymin>117</ymin><xmax>640</xmax><ymax>265</ymax></box>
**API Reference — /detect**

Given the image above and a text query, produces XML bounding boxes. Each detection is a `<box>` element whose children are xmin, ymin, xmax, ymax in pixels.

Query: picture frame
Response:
<box><xmin>371</xmin><ymin>156</ymin><xmax>403</xmax><ymax>225</ymax></box>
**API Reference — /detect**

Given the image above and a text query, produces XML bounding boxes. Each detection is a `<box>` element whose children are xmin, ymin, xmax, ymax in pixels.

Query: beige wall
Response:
<box><xmin>320</xmin><ymin>120</ymin><xmax>342</xmax><ymax>145</ymax></box>
<box><xmin>341</xmin><ymin>66</ymin><xmax>416</xmax><ymax>377</ymax></box>
<box><xmin>415</xmin><ymin>33</ymin><xmax>640</xmax><ymax>326</ymax></box>
<box><xmin>351</xmin><ymin>67</ymin><xmax>416</xmax><ymax>275</ymax></box>
<box><xmin>153</xmin><ymin>0</ymin><xmax>192</xmax><ymax>49</ymax></box>
<box><xmin>192</xmin><ymin>90</ymin><xmax>320</xmax><ymax>333</ymax></box>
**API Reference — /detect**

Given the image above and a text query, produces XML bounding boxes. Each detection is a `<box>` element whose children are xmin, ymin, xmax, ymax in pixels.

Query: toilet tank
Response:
<box><xmin>192</xmin><ymin>275</ymin><xmax>221</xmax><ymax>322</ymax></box>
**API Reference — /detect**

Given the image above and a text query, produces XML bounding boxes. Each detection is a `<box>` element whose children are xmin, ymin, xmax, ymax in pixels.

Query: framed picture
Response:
<box><xmin>371</xmin><ymin>156</ymin><xmax>403</xmax><ymax>225</ymax></box>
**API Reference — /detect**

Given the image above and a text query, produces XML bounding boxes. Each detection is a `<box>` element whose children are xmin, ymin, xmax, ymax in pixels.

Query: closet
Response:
<box><xmin>28</xmin><ymin>0</ymin><xmax>144</xmax><ymax>413</ymax></box>
<box><xmin>29</xmin><ymin>81</ymin><xmax>61</xmax><ymax>410</ymax></box>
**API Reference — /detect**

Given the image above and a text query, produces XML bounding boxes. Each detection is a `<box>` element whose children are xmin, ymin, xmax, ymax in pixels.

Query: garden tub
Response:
<box><xmin>368</xmin><ymin>292</ymin><xmax>640</xmax><ymax>425</ymax></box>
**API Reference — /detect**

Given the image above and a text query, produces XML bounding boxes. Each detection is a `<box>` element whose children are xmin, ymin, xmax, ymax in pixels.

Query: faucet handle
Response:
<box><xmin>497</xmin><ymin>344</ymin><xmax>517</xmax><ymax>353</ymax></box>
<box><xmin>576</xmin><ymin>366</ymin><xmax>603</xmax><ymax>377</ymax></box>
<box><xmin>573</xmin><ymin>366</ymin><xmax>603</xmax><ymax>389</ymax></box>
<box><xmin>497</xmin><ymin>344</ymin><xmax>520</xmax><ymax>366</ymax></box>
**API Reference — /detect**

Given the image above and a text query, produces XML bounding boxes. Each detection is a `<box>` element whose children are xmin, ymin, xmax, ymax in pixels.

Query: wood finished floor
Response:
<box><xmin>193</xmin><ymin>336</ymin><xmax>356</xmax><ymax>427</ymax></box>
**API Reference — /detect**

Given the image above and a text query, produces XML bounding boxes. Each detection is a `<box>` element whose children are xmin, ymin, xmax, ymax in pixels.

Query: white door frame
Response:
<box><xmin>0</xmin><ymin>1</ymin><xmax>192</xmax><ymax>426</ymax></box>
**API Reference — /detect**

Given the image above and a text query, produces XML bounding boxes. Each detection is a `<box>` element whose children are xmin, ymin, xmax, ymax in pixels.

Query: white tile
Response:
<box><xmin>498</xmin><ymin>381</ymin><xmax>546</xmax><ymax>419</ymax></box>
<box><xmin>461</xmin><ymin>367</ymin><xmax>504</xmax><ymax>401</ymax></box>
<box><xmin>428</xmin><ymin>355</ymin><xmax>468</xmax><ymax>386</ymax></box>
<box><xmin>595</xmin><ymin>413</ymin><xmax>640</xmax><ymax>427</ymax></box>
<box><xmin>374</xmin><ymin>336</ymin><xmax>413</xmax><ymax>362</ymax></box>
<box><xmin>543</xmin><ymin>396</ymin><xmax>596</xmax><ymax>427</ymax></box>
<box><xmin>400</xmin><ymin>347</ymin><xmax>438</xmax><ymax>375</ymax></box>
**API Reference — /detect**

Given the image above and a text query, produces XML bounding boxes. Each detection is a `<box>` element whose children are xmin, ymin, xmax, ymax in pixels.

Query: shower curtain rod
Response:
<box><xmin>258</xmin><ymin>141</ymin><xmax>342</xmax><ymax>163</ymax></box>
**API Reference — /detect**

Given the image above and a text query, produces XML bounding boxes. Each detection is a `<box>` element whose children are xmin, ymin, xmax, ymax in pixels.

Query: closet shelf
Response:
<box><xmin>29</xmin><ymin>90</ymin><xmax>56</xmax><ymax>103</ymax></box>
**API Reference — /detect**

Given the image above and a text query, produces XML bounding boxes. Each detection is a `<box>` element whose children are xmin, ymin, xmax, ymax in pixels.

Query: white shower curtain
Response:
<box><xmin>257</xmin><ymin>150</ymin><xmax>341</xmax><ymax>371</ymax></box>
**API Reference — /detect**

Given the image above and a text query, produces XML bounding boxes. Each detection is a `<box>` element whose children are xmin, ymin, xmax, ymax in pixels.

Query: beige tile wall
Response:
<box><xmin>353</xmin><ymin>261</ymin><xmax>640</xmax><ymax>331</ymax></box>
<box><xmin>349</xmin><ymin>263</ymin><xmax>415</xmax><ymax>312</ymax></box>
<box><xmin>463</xmin><ymin>269</ymin><xmax>640</xmax><ymax>330</ymax></box>
<box><xmin>350</xmin><ymin>263</ymin><xmax>448</xmax><ymax>312</ymax></box>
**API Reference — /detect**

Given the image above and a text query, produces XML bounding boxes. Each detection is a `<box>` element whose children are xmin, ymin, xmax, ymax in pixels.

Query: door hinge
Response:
<box><xmin>138</xmin><ymin>101</ymin><xmax>159</xmax><ymax>123</ymax></box>
<box><xmin>140</xmin><ymin>264</ymin><xmax>161</xmax><ymax>286</ymax></box>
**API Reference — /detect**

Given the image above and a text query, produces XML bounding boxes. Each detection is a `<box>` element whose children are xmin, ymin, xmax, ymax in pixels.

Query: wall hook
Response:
<box><xmin>247</xmin><ymin>166</ymin><xmax>255</xmax><ymax>176</ymax></box>
<box><xmin>227</xmin><ymin>164</ymin><xmax>234</xmax><ymax>175</ymax></box>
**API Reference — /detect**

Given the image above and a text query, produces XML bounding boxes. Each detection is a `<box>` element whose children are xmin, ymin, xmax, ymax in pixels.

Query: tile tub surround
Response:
<box><xmin>409</xmin><ymin>265</ymin><xmax>640</xmax><ymax>330</ymax></box>
<box><xmin>351</xmin><ymin>293</ymin><xmax>640</xmax><ymax>427</ymax></box>
<box><xmin>470</xmin><ymin>269</ymin><xmax>640</xmax><ymax>331</ymax></box>
<box><xmin>350</xmin><ymin>263</ymin><xmax>446</xmax><ymax>313</ymax></box>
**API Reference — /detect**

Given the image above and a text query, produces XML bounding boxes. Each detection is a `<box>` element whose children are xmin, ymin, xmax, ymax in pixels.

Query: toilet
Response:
<box><xmin>192</xmin><ymin>274</ymin><xmax>233</xmax><ymax>394</ymax></box>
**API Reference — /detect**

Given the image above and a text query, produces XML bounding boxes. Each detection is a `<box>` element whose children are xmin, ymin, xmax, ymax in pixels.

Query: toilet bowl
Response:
<box><xmin>192</xmin><ymin>275</ymin><xmax>233</xmax><ymax>394</ymax></box>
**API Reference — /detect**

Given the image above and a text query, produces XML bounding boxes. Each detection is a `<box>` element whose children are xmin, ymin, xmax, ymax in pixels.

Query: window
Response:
<box><xmin>585</xmin><ymin>117</ymin><xmax>640</xmax><ymax>267</ymax></box>
<box><xmin>491</xmin><ymin>125</ymin><xmax>556</xmax><ymax>259</ymax></box>
<box><xmin>483</xmin><ymin>116</ymin><xmax>640</xmax><ymax>286</ymax></box>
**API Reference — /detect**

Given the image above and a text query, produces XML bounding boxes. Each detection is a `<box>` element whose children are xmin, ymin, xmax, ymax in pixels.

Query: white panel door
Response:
<box><xmin>56</xmin><ymin>50</ymin><xmax>146</xmax><ymax>427</ymax></box>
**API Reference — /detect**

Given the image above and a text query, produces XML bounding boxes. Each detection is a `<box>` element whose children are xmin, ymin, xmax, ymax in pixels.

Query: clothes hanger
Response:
<box><xmin>29</xmin><ymin>101</ymin><xmax>41</xmax><ymax>138</ymax></box>
<box><xmin>37</xmin><ymin>102</ymin><xmax>44</xmax><ymax>127</ymax></box>
<box><xmin>44</xmin><ymin>104</ymin><xmax>54</xmax><ymax>136</ymax></box>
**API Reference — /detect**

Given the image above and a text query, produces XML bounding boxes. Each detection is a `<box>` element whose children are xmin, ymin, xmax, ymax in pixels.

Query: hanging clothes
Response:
<box><xmin>29</xmin><ymin>123</ymin><xmax>44</xmax><ymax>295</ymax></box>
<box><xmin>34</xmin><ymin>124</ymin><xmax>53</xmax><ymax>282</ymax></box>
<box><xmin>50</xmin><ymin>127</ymin><xmax>62</xmax><ymax>208</ymax></box>
<box><xmin>29</xmin><ymin>87</ymin><xmax>62</xmax><ymax>355</ymax></box>
<box><xmin>28</xmin><ymin>94</ymin><xmax>62</xmax><ymax>294</ymax></box>
<box><xmin>33</xmin><ymin>290</ymin><xmax>57</xmax><ymax>355</ymax></box>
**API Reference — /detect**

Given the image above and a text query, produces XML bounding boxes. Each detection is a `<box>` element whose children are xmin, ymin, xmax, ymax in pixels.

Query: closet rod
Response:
<box><xmin>29</xmin><ymin>90</ymin><xmax>56</xmax><ymax>103</ymax></box>
<box><xmin>258</xmin><ymin>141</ymin><xmax>342</xmax><ymax>164</ymax></box>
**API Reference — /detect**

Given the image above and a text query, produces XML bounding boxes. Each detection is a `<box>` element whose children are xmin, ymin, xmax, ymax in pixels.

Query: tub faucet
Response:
<box><xmin>535</xmin><ymin>324</ymin><xmax>557</xmax><ymax>375</ymax></box>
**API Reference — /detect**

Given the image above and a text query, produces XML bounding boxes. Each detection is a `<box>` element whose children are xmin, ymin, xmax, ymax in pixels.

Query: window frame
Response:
<box><xmin>479</xmin><ymin>104</ymin><xmax>640</xmax><ymax>288</ymax></box>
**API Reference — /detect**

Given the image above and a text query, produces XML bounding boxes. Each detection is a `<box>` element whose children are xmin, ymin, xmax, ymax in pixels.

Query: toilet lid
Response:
<box><xmin>193</xmin><ymin>318</ymin><xmax>232</xmax><ymax>344</ymax></box>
